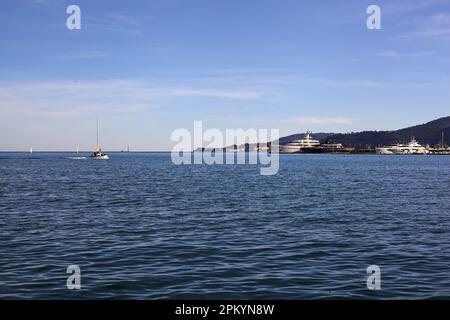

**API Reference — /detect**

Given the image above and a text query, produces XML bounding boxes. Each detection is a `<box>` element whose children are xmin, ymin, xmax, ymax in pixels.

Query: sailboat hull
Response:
<box><xmin>91</xmin><ymin>154</ymin><xmax>109</xmax><ymax>160</ymax></box>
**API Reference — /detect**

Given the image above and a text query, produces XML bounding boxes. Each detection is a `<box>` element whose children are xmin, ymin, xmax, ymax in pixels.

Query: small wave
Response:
<box><xmin>65</xmin><ymin>157</ymin><xmax>87</xmax><ymax>160</ymax></box>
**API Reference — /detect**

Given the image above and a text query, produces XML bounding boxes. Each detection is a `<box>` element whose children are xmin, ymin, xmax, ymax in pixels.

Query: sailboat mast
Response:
<box><xmin>96</xmin><ymin>118</ymin><xmax>100</xmax><ymax>151</ymax></box>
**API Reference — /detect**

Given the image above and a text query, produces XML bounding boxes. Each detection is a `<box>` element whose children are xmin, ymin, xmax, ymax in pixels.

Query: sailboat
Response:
<box><xmin>67</xmin><ymin>144</ymin><xmax>87</xmax><ymax>160</ymax></box>
<box><xmin>90</xmin><ymin>118</ymin><xmax>109</xmax><ymax>160</ymax></box>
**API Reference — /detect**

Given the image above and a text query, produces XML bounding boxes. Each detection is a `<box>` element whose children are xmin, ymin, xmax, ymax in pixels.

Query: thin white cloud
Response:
<box><xmin>378</xmin><ymin>50</ymin><xmax>437</xmax><ymax>58</ymax></box>
<box><xmin>398</xmin><ymin>13</ymin><xmax>450</xmax><ymax>40</ymax></box>
<box><xmin>293</xmin><ymin>117</ymin><xmax>353</xmax><ymax>125</ymax></box>
<box><xmin>382</xmin><ymin>0</ymin><xmax>448</xmax><ymax>15</ymax></box>
<box><xmin>30</xmin><ymin>0</ymin><xmax>50</xmax><ymax>4</ymax></box>
<box><xmin>59</xmin><ymin>50</ymin><xmax>110</xmax><ymax>60</ymax></box>
<box><xmin>103</xmin><ymin>12</ymin><xmax>142</xmax><ymax>27</ymax></box>
<box><xmin>402</xmin><ymin>28</ymin><xmax>450</xmax><ymax>38</ymax></box>
<box><xmin>171</xmin><ymin>89</ymin><xmax>263</xmax><ymax>99</ymax></box>
<box><xmin>0</xmin><ymin>80</ymin><xmax>264</xmax><ymax>117</ymax></box>
<box><xmin>307</xmin><ymin>77</ymin><xmax>381</xmax><ymax>88</ymax></box>
<box><xmin>83</xmin><ymin>12</ymin><xmax>147</xmax><ymax>35</ymax></box>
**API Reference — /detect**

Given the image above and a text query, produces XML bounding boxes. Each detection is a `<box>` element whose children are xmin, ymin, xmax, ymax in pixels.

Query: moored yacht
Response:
<box><xmin>91</xmin><ymin>118</ymin><xmax>109</xmax><ymax>160</ymax></box>
<box><xmin>375</xmin><ymin>145</ymin><xmax>398</xmax><ymax>155</ymax></box>
<box><xmin>376</xmin><ymin>137</ymin><xmax>429</xmax><ymax>155</ymax></box>
<box><xmin>321</xmin><ymin>141</ymin><xmax>345</xmax><ymax>152</ymax></box>
<box><xmin>280</xmin><ymin>131</ymin><xmax>323</xmax><ymax>153</ymax></box>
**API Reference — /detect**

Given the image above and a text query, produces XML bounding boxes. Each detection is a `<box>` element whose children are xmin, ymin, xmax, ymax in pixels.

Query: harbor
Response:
<box><xmin>206</xmin><ymin>131</ymin><xmax>450</xmax><ymax>155</ymax></box>
<box><xmin>280</xmin><ymin>133</ymin><xmax>450</xmax><ymax>155</ymax></box>
<box><xmin>194</xmin><ymin>117</ymin><xmax>450</xmax><ymax>156</ymax></box>
<box><xmin>278</xmin><ymin>132</ymin><xmax>449</xmax><ymax>155</ymax></box>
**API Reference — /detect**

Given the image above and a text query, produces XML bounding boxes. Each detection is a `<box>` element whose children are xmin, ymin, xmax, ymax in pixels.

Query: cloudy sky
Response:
<box><xmin>0</xmin><ymin>0</ymin><xmax>449</xmax><ymax>151</ymax></box>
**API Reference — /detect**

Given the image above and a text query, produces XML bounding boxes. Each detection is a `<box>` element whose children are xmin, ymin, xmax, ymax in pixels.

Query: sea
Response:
<box><xmin>1</xmin><ymin>152</ymin><xmax>450</xmax><ymax>299</ymax></box>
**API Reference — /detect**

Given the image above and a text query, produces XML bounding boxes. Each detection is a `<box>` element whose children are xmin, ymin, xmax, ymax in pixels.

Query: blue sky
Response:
<box><xmin>0</xmin><ymin>0</ymin><xmax>449</xmax><ymax>151</ymax></box>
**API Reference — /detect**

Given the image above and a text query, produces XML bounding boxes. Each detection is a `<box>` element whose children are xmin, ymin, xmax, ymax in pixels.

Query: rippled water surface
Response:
<box><xmin>1</xmin><ymin>152</ymin><xmax>450</xmax><ymax>299</ymax></box>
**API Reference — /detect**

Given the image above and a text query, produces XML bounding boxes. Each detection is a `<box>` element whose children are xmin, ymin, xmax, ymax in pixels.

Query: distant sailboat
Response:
<box><xmin>90</xmin><ymin>118</ymin><xmax>109</xmax><ymax>160</ymax></box>
<box><xmin>67</xmin><ymin>144</ymin><xmax>86</xmax><ymax>160</ymax></box>
<box><xmin>29</xmin><ymin>147</ymin><xmax>33</xmax><ymax>154</ymax></box>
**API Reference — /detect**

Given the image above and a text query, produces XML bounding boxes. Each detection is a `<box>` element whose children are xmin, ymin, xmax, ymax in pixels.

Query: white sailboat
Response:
<box><xmin>90</xmin><ymin>118</ymin><xmax>109</xmax><ymax>160</ymax></box>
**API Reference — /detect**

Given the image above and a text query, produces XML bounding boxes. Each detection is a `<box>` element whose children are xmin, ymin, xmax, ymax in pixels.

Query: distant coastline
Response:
<box><xmin>199</xmin><ymin>115</ymin><xmax>450</xmax><ymax>154</ymax></box>
<box><xmin>3</xmin><ymin>116</ymin><xmax>449</xmax><ymax>154</ymax></box>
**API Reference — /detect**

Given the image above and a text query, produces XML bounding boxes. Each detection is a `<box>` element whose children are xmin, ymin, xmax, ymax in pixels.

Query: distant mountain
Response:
<box><xmin>321</xmin><ymin>116</ymin><xmax>450</xmax><ymax>148</ymax></box>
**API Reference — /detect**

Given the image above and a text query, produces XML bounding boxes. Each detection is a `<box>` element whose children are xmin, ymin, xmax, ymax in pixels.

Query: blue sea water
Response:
<box><xmin>1</xmin><ymin>152</ymin><xmax>450</xmax><ymax>299</ymax></box>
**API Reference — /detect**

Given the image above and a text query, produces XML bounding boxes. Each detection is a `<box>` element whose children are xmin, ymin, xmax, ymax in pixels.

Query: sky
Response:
<box><xmin>0</xmin><ymin>0</ymin><xmax>449</xmax><ymax>151</ymax></box>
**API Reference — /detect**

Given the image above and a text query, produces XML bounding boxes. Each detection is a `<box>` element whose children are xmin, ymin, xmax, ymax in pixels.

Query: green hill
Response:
<box><xmin>323</xmin><ymin>116</ymin><xmax>450</xmax><ymax>148</ymax></box>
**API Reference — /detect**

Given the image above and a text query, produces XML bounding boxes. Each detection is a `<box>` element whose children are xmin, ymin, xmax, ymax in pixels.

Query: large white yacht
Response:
<box><xmin>376</xmin><ymin>137</ymin><xmax>429</xmax><ymax>155</ymax></box>
<box><xmin>280</xmin><ymin>131</ymin><xmax>322</xmax><ymax>153</ymax></box>
<box><xmin>91</xmin><ymin>118</ymin><xmax>109</xmax><ymax>160</ymax></box>
<box><xmin>375</xmin><ymin>145</ymin><xmax>398</xmax><ymax>155</ymax></box>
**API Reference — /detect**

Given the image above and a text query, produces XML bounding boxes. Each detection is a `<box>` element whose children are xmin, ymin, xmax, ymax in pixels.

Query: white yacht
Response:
<box><xmin>91</xmin><ymin>119</ymin><xmax>109</xmax><ymax>160</ymax></box>
<box><xmin>376</xmin><ymin>137</ymin><xmax>429</xmax><ymax>155</ymax></box>
<box><xmin>280</xmin><ymin>131</ymin><xmax>322</xmax><ymax>153</ymax></box>
<box><xmin>375</xmin><ymin>145</ymin><xmax>398</xmax><ymax>155</ymax></box>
